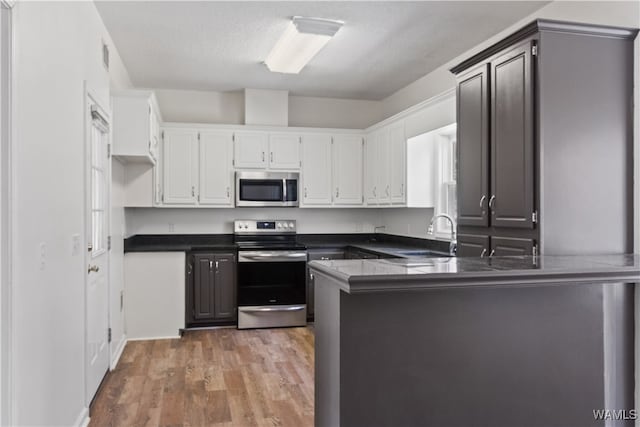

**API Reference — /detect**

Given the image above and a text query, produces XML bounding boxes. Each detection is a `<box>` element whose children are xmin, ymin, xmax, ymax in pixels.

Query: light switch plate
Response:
<box><xmin>71</xmin><ymin>234</ymin><xmax>81</xmax><ymax>256</ymax></box>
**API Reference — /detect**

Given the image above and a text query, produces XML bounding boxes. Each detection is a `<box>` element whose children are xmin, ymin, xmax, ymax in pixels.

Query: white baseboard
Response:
<box><xmin>110</xmin><ymin>334</ymin><xmax>127</xmax><ymax>370</ymax></box>
<box><xmin>74</xmin><ymin>407</ymin><xmax>90</xmax><ymax>427</ymax></box>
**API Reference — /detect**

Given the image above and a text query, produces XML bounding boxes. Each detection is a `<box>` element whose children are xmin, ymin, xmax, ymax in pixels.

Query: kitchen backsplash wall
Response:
<box><xmin>126</xmin><ymin>208</ymin><xmax>385</xmax><ymax>236</ymax></box>
<box><xmin>380</xmin><ymin>208</ymin><xmax>435</xmax><ymax>239</ymax></box>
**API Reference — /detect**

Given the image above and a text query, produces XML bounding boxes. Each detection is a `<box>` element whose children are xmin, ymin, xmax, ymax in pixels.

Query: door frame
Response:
<box><xmin>83</xmin><ymin>84</ymin><xmax>112</xmax><ymax>406</ymax></box>
<box><xmin>0</xmin><ymin>1</ymin><xmax>13</xmax><ymax>425</ymax></box>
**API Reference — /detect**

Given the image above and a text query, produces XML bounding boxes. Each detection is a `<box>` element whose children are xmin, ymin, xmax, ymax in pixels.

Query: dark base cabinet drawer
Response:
<box><xmin>457</xmin><ymin>233</ymin><xmax>537</xmax><ymax>257</ymax></box>
<box><xmin>491</xmin><ymin>236</ymin><xmax>535</xmax><ymax>256</ymax></box>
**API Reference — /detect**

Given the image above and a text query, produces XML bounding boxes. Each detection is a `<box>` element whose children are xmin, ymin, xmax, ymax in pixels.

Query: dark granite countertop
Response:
<box><xmin>124</xmin><ymin>233</ymin><xmax>451</xmax><ymax>256</ymax></box>
<box><xmin>308</xmin><ymin>254</ymin><xmax>640</xmax><ymax>293</ymax></box>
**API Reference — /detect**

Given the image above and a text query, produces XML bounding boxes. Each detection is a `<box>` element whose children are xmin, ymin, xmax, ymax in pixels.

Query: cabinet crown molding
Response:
<box><xmin>450</xmin><ymin>18</ymin><xmax>639</xmax><ymax>75</ymax></box>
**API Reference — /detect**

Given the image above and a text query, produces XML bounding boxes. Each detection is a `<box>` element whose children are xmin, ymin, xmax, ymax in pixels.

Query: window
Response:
<box><xmin>434</xmin><ymin>125</ymin><xmax>457</xmax><ymax>238</ymax></box>
<box><xmin>90</xmin><ymin>114</ymin><xmax>108</xmax><ymax>256</ymax></box>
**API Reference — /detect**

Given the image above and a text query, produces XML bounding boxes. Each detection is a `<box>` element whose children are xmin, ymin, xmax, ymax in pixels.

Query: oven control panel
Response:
<box><xmin>234</xmin><ymin>220</ymin><xmax>297</xmax><ymax>233</ymax></box>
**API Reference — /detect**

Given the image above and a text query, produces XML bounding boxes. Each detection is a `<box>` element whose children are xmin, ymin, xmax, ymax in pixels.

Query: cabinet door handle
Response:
<box><xmin>373</xmin><ymin>187</ymin><xmax>377</xmax><ymax>197</ymax></box>
<box><xmin>209</xmin><ymin>260</ymin><xmax>213</xmax><ymax>270</ymax></box>
<box><xmin>226</xmin><ymin>187</ymin><xmax>230</xmax><ymax>197</ymax></box>
<box><xmin>479</xmin><ymin>195</ymin><xmax>486</xmax><ymax>209</ymax></box>
<box><xmin>401</xmin><ymin>183</ymin><xmax>404</xmax><ymax>196</ymax></box>
<box><xmin>480</xmin><ymin>248</ymin><xmax>487</xmax><ymax>258</ymax></box>
<box><xmin>488</xmin><ymin>195</ymin><xmax>496</xmax><ymax>210</ymax></box>
<box><xmin>262</xmin><ymin>151</ymin><xmax>265</xmax><ymax>162</ymax></box>
<box><xmin>336</xmin><ymin>188</ymin><xmax>339</xmax><ymax>198</ymax></box>
<box><xmin>320</xmin><ymin>257</ymin><xmax>330</xmax><ymax>260</ymax></box>
<box><xmin>304</xmin><ymin>187</ymin><xmax>308</xmax><ymax>198</ymax></box>
<box><xmin>215</xmin><ymin>260</ymin><xmax>219</xmax><ymax>271</ymax></box>
<box><xmin>386</xmin><ymin>185</ymin><xmax>390</xmax><ymax>197</ymax></box>
<box><xmin>489</xmin><ymin>249</ymin><xmax>496</xmax><ymax>257</ymax></box>
<box><xmin>310</xmin><ymin>273</ymin><xmax>315</xmax><ymax>282</ymax></box>
<box><xmin>191</xmin><ymin>186</ymin><xmax>195</xmax><ymax>197</ymax></box>
<box><xmin>270</xmin><ymin>152</ymin><xmax>273</xmax><ymax>163</ymax></box>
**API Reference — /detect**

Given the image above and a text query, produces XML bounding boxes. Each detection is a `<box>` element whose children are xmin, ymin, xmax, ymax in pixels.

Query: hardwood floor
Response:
<box><xmin>89</xmin><ymin>327</ymin><xmax>315</xmax><ymax>427</ymax></box>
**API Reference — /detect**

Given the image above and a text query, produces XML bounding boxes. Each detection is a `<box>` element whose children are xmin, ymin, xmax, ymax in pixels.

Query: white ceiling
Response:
<box><xmin>96</xmin><ymin>1</ymin><xmax>548</xmax><ymax>100</ymax></box>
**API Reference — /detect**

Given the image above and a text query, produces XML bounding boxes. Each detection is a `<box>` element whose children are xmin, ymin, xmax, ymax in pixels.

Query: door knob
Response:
<box><xmin>88</xmin><ymin>265</ymin><xmax>100</xmax><ymax>273</ymax></box>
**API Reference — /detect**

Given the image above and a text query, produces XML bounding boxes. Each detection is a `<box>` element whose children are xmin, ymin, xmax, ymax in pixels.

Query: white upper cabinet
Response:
<box><xmin>162</xmin><ymin>128</ymin><xmax>198</xmax><ymax>205</ymax></box>
<box><xmin>112</xmin><ymin>90</ymin><xmax>162</xmax><ymax>164</ymax></box>
<box><xmin>301</xmin><ymin>134</ymin><xmax>332</xmax><ymax>206</ymax></box>
<box><xmin>389</xmin><ymin>123</ymin><xmax>407</xmax><ymax>205</ymax></box>
<box><xmin>199</xmin><ymin>131</ymin><xmax>234</xmax><ymax>206</ymax></box>
<box><xmin>376</xmin><ymin>129</ymin><xmax>392</xmax><ymax>205</ymax></box>
<box><xmin>269</xmin><ymin>133</ymin><xmax>301</xmax><ymax>170</ymax></box>
<box><xmin>364</xmin><ymin>133</ymin><xmax>378</xmax><ymax>205</ymax></box>
<box><xmin>332</xmin><ymin>135</ymin><xmax>363</xmax><ymax>205</ymax></box>
<box><xmin>234</xmin><ymin>131</ymin><xmax>268</xmax><ymax>169</ymax></box>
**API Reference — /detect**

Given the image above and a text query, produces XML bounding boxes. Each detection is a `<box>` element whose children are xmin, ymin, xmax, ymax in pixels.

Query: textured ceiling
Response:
<box><xmin>96</xmin><ymin>1</ymin><xmax>548</xmax><ymax>100</ymax></box>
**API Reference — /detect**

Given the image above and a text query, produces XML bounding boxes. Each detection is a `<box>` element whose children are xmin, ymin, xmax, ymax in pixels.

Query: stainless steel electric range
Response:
<box><xmin>234</xmin><ymin>219</ymin><xmax>307</xmax><ymax>329</ymax></box>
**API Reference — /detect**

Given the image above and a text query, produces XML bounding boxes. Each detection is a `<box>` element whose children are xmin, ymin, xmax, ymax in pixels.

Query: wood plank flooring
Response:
<box><xmin>89</xmin><ymin>327</ymin><xmax>314</xmax><ymax>427</ymax></box>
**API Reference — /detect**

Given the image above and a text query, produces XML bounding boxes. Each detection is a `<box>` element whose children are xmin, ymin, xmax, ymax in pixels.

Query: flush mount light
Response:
<box><xmin>264</xmin><ymin>16</ymin><xmax>344</xmax><ymax>74</ymax></box>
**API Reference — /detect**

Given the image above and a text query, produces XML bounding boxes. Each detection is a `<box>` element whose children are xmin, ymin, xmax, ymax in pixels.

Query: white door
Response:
<box><xmin>269</xmin><ymin>133</ymin><xmax>300</xmax><ymax>170</ymax></box>
<box><xmin>389</xmin><ymin>123</ymin><xmax>407</xmax><ymax>205</ymax></box>
<box><xmin>199</xmin><ymin>130</ymin><xmax>233</xmax><ymax>206</ymax></box>
<box><xmin>234</xmin><ymin>131</ymin><xmax>268</xmax><ymax>169</ymax></box>
<box><xmin>163</xmin><ymin>128</ymin><xmax>198</xmax><ymax>205</ymax></box>
<box><xmin>376</xmin><ymin>129</ymin><xmax>391</xmax><ymax>205</ymax></box>
<box><xmin>301</xmin><ymin>134</ymin><xmax>332</xmax><ymax>206</ymax></box>
<box><xmin>364</xmin><ymin>133</ymin><xmax>378</xmax><ymax>205</ymax></box>
<box><xmin>85</xmin><ymin>98</ymin><xmax>110</xmax><ymax>404</ymax></box>
<box><xmin>333</xmin><ymin>135</ymin><xmax>363</xmax><ymax>205</ymax></box>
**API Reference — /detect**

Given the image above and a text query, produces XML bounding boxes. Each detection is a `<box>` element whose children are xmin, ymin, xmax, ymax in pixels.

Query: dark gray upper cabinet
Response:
<box><xmin>452</xmin><ymin>19</ymin><xmax>637</xmax><ymax>256</ymax></box>
<box><xmin>456</xmin><ymin>64</ymin><xmax>489</xmax><ymax>227</ymax></box>
<box><xmin>490</xmin><ymin>40</ymin><xmax>535</xmax><ymax>229</ymax></box>
<box><xmin>457</xmin><ymin>233</ymin><xmax>490</xmax><ymax>257</ymax></box>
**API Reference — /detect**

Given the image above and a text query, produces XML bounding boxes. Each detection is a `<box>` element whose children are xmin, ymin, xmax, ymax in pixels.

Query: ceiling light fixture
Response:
<box><xmin>264</xmin><ymin>16</ymin><xmax>344</xmax><ymax>74</ymax></box>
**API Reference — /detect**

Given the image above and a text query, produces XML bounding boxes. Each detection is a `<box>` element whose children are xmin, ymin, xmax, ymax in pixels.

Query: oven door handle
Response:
<box><xmin>240</xmin><ymin>305</ymin><xmax>305</xmax><ymax>313</ymax></box>
<box><xmin>238</xmin><ymin>251</ymin><xmax>307</xmax><ymax>262</ymax></box>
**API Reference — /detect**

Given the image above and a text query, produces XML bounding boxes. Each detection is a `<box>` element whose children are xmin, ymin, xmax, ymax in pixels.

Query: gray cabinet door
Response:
<box><xmin>457</xmin><ymin>64</ymin><xmax>490</xmax><ymax>227</ymax></box>
<box><xmin>491</xmin><ymin>236</ymin><xmax>535</xmax><ymax>256</ymax></box>
<box><xmin>214</xmin><ymin>254</ymin><xmax>237</xmax><ymax>321</ymax></box>
<box><xmin>457</xmin><ymin>233</ymin><xmax>490</xmax><ymax>257</ymax></box>
<box><xmin>490</xmin><ymin>40</ymin><xmax>535</xmax><ymax>229</ymax></box>
<box><xmin>193</xmin><ymin>254</ymin><xmax>215</xmax><ymax>320</ymax></box>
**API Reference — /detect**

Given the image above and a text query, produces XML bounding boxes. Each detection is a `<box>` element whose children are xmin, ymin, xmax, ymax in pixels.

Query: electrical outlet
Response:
<box><xmin>71</xmin><ymin>234</ymin><xmax>81</xmax><ymax>256</ymax></box>
<box><xmin>39</xmin><ymin>242</ymin><xmax>46</xmax><ymax>270</ymax></box>
<box><xmin>168</xmin><ymin>223</ymin><xmax>175</xmax><ymax>232</ymax></box>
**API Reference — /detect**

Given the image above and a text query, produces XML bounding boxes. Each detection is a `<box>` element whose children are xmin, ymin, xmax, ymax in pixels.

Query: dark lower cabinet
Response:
<box><xmin>187</xmin><ymin>252</ymin><xmax>237</xmax><ymax>327</ymax></box>
<box><xmin>307</xmin><ymin>250</ymin><xmax>345</xmax><ymax>320</ymax></box>
<box><xmin>457</xmin><ymin>233</ymin><xmax>490</xmax><ymax>257</ymax></box>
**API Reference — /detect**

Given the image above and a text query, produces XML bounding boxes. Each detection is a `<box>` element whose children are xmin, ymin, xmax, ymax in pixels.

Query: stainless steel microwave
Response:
<box><xmin>235</xmin><ymin>171</ymin><xmax>299</xmax><ymax>207</ymax></box>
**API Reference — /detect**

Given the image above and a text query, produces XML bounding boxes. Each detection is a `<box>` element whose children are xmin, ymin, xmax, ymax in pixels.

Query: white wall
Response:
<box><xmin>289</xmin><ymin>95</ymin><xmax>383</xmax><ymax>129</ymax></box>
<box><xmin>153</xmin><ymin>88</ymin><xmax>383</xmax><ymax>129</ymax></box>
<box><xmin>11</xmin><ymin>2</ymin><xmax>131</xmax><ymax>425</ymax></box>
<box><xmin>110</xmin><ymin>159</ymin><xmax>127</xmax><ymax>367</ymax></box>
<box><xmin>126</xmin><ymin>207</ymin><xmax>383</xmax><ymax>236</ymax></box>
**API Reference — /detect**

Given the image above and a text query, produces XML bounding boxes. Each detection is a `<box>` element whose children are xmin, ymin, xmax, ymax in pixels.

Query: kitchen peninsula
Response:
<box><xmin>309</xmin><ymin>255</ymin><xmax>639</xmax><ymax>427</ymax></box>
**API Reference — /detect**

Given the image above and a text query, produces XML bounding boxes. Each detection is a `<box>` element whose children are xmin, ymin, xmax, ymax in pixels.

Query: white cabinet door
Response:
<box><xmin>269</xmin><ymin>133</ymin><xmax>301</xmax><ymax>170</ymax></box>
<box><xmin>389</xmin><ymin>123</ymin><xmax>406</xmax><ymax>205</ymax></box>
<box><xmin>376</xmin><ymin>129</ymin><xmax>391</xmax><ymax>205</ymax></box>
<box><xmin>364</xmin><ymin>133</ymin><xmax>378</xmax><ymax>205</ymax></box>
<box><xmin>199</xmin><ymin>130</ymin><xmax>234</xmax><ymax>206</ymax></box>
<box><xmin>162</xmin><ymin>128</ymin><xmax>198</xmax><ymax>204</ymax></box>
<box><xmin>234</xmin><ymin>131</ymin><xmax>268</xmax><ymax>169</ymax></box>
<box><xmin>333</xmin><ymin>135</ymin><xmax>363</xmax><ymax>205</ymax></box>
<box><xmin>153</xmin><ymin>132</ymin><xmax>163</xmax><ymax>206</ymax></box>
<box><xmin>301</xmin><ymin>134</ymin><xmax>332</xmax><ymax>206</ymax></box>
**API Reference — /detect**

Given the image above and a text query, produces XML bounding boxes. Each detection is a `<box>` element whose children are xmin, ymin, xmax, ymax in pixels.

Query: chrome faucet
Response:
<box><xmin>428</xmin><ymin>214</ymin><xmax>457</xmax><ymax>255</ymax></box>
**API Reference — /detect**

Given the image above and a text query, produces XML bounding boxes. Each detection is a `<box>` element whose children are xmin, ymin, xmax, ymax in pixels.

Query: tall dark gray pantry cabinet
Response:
<box><xmin>452</xmin><ymin>19</ymin><xmax>637</xmax><ymax>256</ymax></box>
